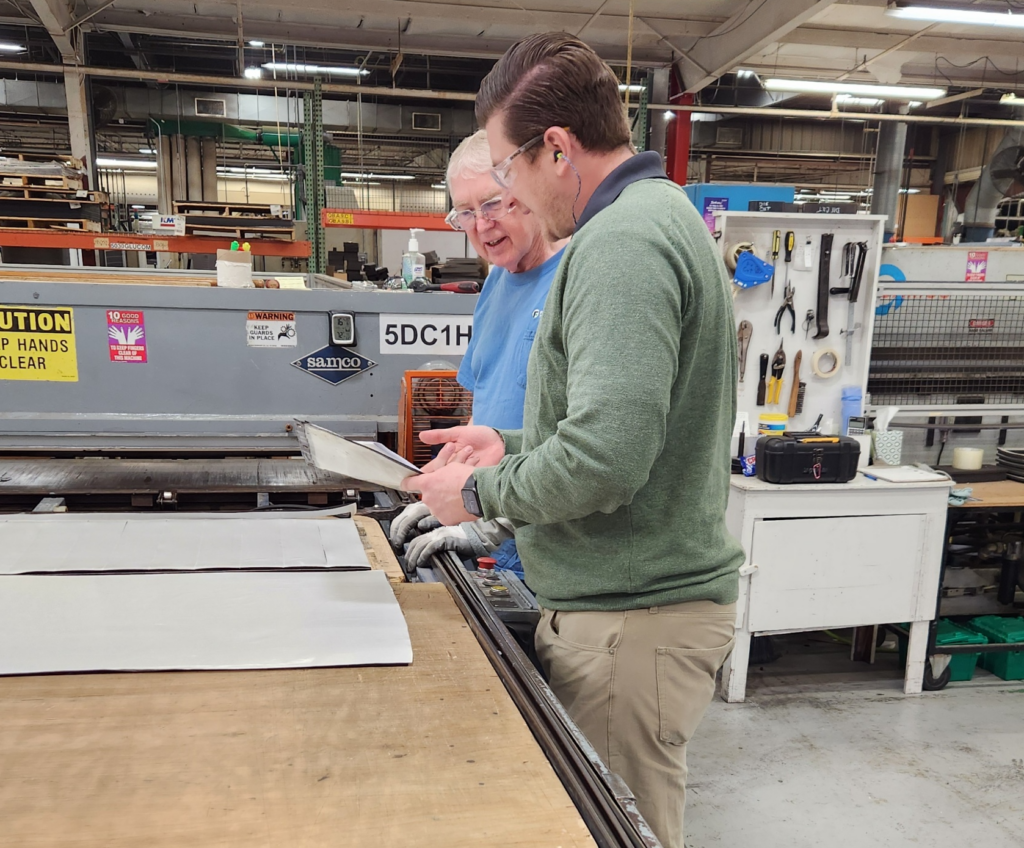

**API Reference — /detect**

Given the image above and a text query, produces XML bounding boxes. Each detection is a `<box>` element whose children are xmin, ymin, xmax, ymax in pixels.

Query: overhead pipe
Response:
<box><xmin>870</xmin><ymin>111</ymin><xmax>908</xmax><ymax>241</ymax></box>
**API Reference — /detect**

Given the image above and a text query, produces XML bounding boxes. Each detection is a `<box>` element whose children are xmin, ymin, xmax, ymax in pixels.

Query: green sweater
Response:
<box><xmin>475</xmin><ymin>176</ymin><xmax>744</xmax><ymax>611</ymax></box>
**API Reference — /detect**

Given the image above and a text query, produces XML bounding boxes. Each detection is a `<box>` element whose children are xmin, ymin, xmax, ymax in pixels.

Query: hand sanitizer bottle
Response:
<box><xmin>401</xmin><ymin>228</ymin><xmax>425</xmax><ymax>286</ymax></box>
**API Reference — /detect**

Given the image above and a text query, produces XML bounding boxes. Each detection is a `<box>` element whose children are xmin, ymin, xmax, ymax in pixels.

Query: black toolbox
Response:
<box><xmin>756</xmin><ymin>434</ymin><xmax>861</xmax><ymax>484</ymax></box>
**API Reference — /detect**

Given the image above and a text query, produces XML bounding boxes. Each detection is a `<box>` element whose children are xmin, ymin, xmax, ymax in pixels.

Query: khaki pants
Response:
<box><xmin>535</xmin><ymin>600</ymin><xmax>736</xmax><ymax>848</ymax></box>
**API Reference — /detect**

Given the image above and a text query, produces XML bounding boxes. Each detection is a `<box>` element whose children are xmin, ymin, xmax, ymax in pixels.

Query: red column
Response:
<box><xmin>665</xmin><ymin>92</ymin><xmax>693</xmax><ymax>185</ymax></box>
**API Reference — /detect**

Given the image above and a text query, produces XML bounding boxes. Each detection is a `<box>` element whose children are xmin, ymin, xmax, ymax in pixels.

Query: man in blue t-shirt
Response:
<box><xmin>390</xmin><ymin>130</ymin><xmax>565</xmax><ymax>570</ymax></box>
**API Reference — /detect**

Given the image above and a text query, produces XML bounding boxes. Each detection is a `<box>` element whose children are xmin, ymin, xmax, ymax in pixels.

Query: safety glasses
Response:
<box><xmin>445</xmin><ymin>196</ymin><xmax>516</xmax><ymax>231</ymax></box>
<box><xmin>490</xmin><ymin>133</ymin><xmax>546</xmax><ymax>190</ymax></box>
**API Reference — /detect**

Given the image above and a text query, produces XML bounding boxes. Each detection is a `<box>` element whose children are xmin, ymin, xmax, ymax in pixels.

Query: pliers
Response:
<box><xmin>767</xmin><ymin>341</ymin><xmax>786</xmax><ymax>405</ymax></box>
<box><xmin>774</xmin><ymin>284</ymin><xmax>796</xmax><ymax>335</ymax></box>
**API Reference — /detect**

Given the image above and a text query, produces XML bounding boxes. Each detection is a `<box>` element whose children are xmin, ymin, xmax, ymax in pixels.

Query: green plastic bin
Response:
<box><xmin>897</xmin><ymin>619</ymin><xmax>989</xmax><ymax>682</ymax></box>
<box><xmin>967</xmin><ymin>616</ymin><xmax>1024</xmax><ymax>681</ymax></box>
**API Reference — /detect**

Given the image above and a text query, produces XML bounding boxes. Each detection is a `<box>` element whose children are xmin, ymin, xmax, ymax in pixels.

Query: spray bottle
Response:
<box><xmin>402</xmin><ymin>228</ymin><xmax>425</xmax><ymax>286</ymax></box>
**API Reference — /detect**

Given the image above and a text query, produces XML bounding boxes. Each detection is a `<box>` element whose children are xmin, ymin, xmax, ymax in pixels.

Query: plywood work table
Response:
<box><xmin>0</xmin><ymin>516</ymin><xmax>593</xmax><ymax>848</ymax></box>
<box><xmin>955</xmin><ymin>479</ymin><xmax>1024</xmax><ymax>509</ymax></box>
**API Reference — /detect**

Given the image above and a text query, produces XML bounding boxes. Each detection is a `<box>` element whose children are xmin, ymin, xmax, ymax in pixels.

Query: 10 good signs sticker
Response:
<box><xmin>107</xmin><ymin>309</ymin><xmax>147</xmax><ymax>363</ymax></box>
<box><xmin>0</xmin><ymin>305</ymin><xmax>78</xmax><ymax>381</ymax></box>
<box><xmin>247</xmin><ymin>311</ymin><xmax>297</xmax><ymax>348</ymax></box>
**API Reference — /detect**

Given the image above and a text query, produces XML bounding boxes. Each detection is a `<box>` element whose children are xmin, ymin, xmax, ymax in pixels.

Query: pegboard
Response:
<box><xmin>715</xmin><ymin>212</ymin><xmax>887</xmax><ymax>438</ymax></box>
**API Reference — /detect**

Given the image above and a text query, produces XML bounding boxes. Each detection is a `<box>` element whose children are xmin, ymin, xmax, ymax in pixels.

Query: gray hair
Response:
<box><xmin>446</xmin><ymin>129</ymin><xmax>493</xmax><ymax>185</ymax></box>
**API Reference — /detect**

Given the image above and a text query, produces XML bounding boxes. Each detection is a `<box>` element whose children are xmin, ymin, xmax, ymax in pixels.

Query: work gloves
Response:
<box><xmin>389</xmin><ymin>502</ymin><xmax>441</xmax><ymax>547</ymax></box>
<box><xmin>390</xmin><ymin>501</ymin><xmax>514</xmax><ymax>570</ymax></box>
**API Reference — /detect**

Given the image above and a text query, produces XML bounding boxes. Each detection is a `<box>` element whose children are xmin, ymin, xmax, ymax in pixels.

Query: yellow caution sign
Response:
<box><xmin>0</xmin><ymin>305</ymin><xmax>78</xmax><ymax>381</ymax></box>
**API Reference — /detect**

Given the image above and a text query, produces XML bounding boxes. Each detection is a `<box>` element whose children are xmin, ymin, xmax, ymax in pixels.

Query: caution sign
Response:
<box><xmin>247</xmin><ymin>311</ymin><xmax>297</xmax><ymax>348</ymax></box>
<box><xmin>0</xmin><ymin>305</ymin><xmax>78</xmax><ymax>382</ymax></box>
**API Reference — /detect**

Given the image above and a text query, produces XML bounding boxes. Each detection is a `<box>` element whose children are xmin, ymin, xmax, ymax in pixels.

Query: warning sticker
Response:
<box><xmin>0</xmin><ymin>305</ymin><xmax>78</xmax><ymax>382</ymax></box>
<box><xmin>247</xmin><ymin>311</ymin><xmax>297</xmax><ymax>348</ymax></box>
<box><xmin>107</xmin><ymin>309</ymin><xmax>147</xmax><ymax>363</ymax></box>
<box><xmin>966</xmin><ymin>251</ymin><xmax>988</xmax><ymax>282</ymax></box>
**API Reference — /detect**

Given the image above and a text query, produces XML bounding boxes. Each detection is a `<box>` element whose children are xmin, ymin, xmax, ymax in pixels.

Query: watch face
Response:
<box><xmin>462</xmin><ymin>483</ymin><xmax>482</xmax><ymax>517</ymax></box>
<box><xmin>331</xmin><ymin>313</ymin><xmax>355</xmax><ymax>345</ymax></box>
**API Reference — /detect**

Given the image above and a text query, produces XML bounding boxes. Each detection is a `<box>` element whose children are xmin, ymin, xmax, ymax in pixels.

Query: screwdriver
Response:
<box><xmin>782</xmin><ymin>230</ymin><xmax>795</xmax><ymax>294</ymax></box>
<box><xmin>770</xmin><ymin>229</ymin><xmax>781</xmax><ymax>296</ymax></box>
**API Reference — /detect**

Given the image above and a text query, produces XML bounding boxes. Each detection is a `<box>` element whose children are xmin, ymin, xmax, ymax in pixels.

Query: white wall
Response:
<box><xmin>379</xmin><ymin>229</ymin><xmax>476</xmax><ymax>277</ymax></box>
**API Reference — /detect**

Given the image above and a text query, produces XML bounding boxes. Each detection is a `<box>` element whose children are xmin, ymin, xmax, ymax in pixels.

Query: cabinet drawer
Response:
<box><xmin>746</xmin><ymin>514</ymin><xmax>926</xmax><ymax>632</ymax></box>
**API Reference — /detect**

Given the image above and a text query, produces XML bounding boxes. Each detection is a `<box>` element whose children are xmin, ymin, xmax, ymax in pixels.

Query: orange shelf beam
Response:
<box><xmin>322</xmin><ymin>209</ymin><xmax>450</xmax><ymax>231</ymax></box>
<box><xmin>0</xmin><ymin>228</ymin><xmax>311</xmax><ymax>257</ymax></box>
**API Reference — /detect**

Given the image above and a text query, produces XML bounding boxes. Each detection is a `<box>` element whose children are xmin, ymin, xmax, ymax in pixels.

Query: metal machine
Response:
<box><xmin>0</xmin><ymin>271</ymin><xmax>475</xmax><ymax>453</ymax></box>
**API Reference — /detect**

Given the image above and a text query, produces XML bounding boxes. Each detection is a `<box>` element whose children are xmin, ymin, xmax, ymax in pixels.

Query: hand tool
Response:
<box><xmin>781</xmin><ymin>229</ymin><xmax>795</xmax><ymax>293</ymax></box>
<box><xmin>767</xmin><ymin>341</ymin><xmax>786</xmax><ymax>405</ymax></box>
<box><xmin>756</xmin><ymin>353</ymin><xmax>769</xmax><ymax>406</ymax></box>
<box><xmin>732</xmin><ymin>423</ymin><xmax>746</xmax><ymax>474</ymax></box>
<box><xmin>410</xmin><ymin>279</ymin><xmax>481</xmax><ymax>293</ymax></box>
<box><xmin>774</xmin><ymin>285</ymin><xmax>796</xmax><ymax>335</ymax></box>
<box><xmin>829</xmin><ymin>241</ymin><xmax>867</xmax><ymax>365</ymax></box>
<box><xmin>788</xmin><ymin>350</ymin><xmax>806</xmax><ymax>419</ymax></box>
<box><xmin>803</xmin><ymin>309</ymin><xmax>815</xmax><ymax>339</ymax></box>
<box><xmin>770</xmin><ymin>229</ymin><xmax>781</xmax><ymax>296</ymax></box>
<box><xmin>737</xmin><ymin>320</ymin><xmax>753</xmax><ymax>381</ymax></box>
<box><xmin>813</xmin><ymin>233</ymin><xmax>833</xmax><ymax>339</ymax></box>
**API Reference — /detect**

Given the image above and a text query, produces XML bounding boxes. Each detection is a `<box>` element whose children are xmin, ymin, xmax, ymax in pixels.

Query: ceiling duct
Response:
<box><xmin>962</xmin><ymin>128</ymin><xmax>1024</xmax><ymax>242</ymax></box>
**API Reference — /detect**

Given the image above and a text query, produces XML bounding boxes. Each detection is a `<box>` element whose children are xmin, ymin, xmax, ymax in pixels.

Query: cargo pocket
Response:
<box><xmin>656</xmin><ymin>639</ymin><xmax>735</xmax><ymax>746</ymax></box>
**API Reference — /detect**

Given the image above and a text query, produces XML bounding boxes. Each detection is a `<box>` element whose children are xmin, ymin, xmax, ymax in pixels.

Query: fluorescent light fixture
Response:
<box><xmin>263</xmin><ymin>62</ymin><xmax>368</xmax><ymax>77</ymax></box>
<box><xmin>736</xmin><ymin>69</ymin><xmax>758</xmax><ymax>79</ymax></box>
<box><xmin>886</xmin><ymin>3</ymin><xmax>1024</xmax><ymax>29</ymax></box>
<box><xmin>836</xmin><ymin>94</ymin><xmax>884</xmax><ymax>107</ymax></box>
<box><xmin>96</xmin><ymin>158</ymin><xmax>157</xmax><ymax>169</ymax></box>
<box><xmin>0</xmin><ymin>42</ymin><xmax>25</xmax><ymax>53</ymax></box>
<box><xmin>248</xmin><ymin>40</ymin><xmax>265</xmax><ymax>47</ymax></box>
<box><xmin>130</xmin><ymin>205</ymin><xmax>146</xmax><ymax>210</ymax></box>
<box><xmin>339</xmin><ymin>171</ymin><xmax>414</xmax><ymax>181</ymax></box>
<box><xmin>217</xmin><ymin>166</ymin><xmax>291</xmax><ymax>181</ymax></box>
<box><xmin>1001</xmin><ymin>93</ymin><xmax>1024</xmax><ymax>106</ymax></box>
<box><xmin>618</xmin><ymin>84</ymin><xmax>645</xmax><ymax>93</ymax></box>
<box><xmin>138</xmin><ymin>147</ymin><xmax>156</xmax><ymax>154</ymax></box>
<box><xmin>243</xmin><ymin>67</ymin><xmax>262</xmax><ymax>79</ymax></box>
<box><xmin>765</xmin><ymin>78</ymin><xmax>946</xmax><ymax>101</ymax></box>
<box><xmin>431</xmin><ymin>184</ymin><xmax>447</xmax><ymax>190</ymax></box>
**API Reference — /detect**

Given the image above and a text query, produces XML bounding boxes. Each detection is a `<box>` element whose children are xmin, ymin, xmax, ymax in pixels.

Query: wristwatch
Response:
<box><xmin>461</xmin><ymin>474</ymin><xmax>483</xmax><ymax>517</ymax></box>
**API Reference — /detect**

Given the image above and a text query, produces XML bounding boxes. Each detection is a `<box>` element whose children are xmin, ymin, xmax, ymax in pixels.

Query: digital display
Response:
<box><xmin>330</xmin><ymin>312</ymin><xmax>355</xmax><ymax>346</ymax></box>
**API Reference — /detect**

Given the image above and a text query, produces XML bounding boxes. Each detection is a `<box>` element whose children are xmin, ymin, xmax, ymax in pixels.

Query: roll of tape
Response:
<box><xmin>952</xmin><ymin>447</ymin><xmax>984</xmax><ymax>471</ymax></box>
<box><xmin>811</xmin><ymin>347</ymin><xmax>842</xmax><ymax>378</ymax></box>
<box><xmin>724</xmin><ymin>241</ymin><xmax>755</xmax><ymax>272</ymax></box>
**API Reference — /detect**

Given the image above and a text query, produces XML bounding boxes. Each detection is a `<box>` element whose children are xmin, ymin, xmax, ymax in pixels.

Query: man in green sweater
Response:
<box><xmin>404</xmin><ymin>32</ymin><xmax>744</xmax><ymax>848</ymax></box>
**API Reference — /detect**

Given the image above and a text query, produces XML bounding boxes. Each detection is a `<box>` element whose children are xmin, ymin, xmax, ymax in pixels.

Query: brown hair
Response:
<box><xmin>475</xmin><ymin>32</ymin><xmax>630</xmax><ymax>155</ymax></box>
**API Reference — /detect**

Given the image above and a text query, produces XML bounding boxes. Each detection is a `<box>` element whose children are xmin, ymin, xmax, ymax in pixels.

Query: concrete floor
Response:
<box><xmin>686</xmin><ymin>634</ymin><xmax>1024</xmax><ymax>848</ymax></box>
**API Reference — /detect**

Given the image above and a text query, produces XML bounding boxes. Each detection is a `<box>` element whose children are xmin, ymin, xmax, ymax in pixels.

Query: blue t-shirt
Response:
<box><xmin>457</xmin><ymin>249</ymin><xmax>564</xmax><ymax>429</ymax></box>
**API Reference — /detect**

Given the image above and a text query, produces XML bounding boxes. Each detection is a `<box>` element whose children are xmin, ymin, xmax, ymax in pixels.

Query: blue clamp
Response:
<box><xmin>733</xmin><ymin>251</ymin><xmax>775</xmax><ymax>289</ymax></box>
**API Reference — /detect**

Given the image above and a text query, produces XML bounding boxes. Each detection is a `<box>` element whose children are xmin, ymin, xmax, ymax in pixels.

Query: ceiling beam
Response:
<box><xmin>780</xmin><ymin>25</ymin><xmax>1024</xmax><ymax>57</ymax></box>
<box><xmin>0</xmin><ymin>57</ymin><xmax>478</xmax><ymax>101</ymax></box>
<box><xmin>925</xmin><ymin>87</ymin><xmax>986</xmax><ymax>109</ymax></box>
<box><xmin>678</xmin><ymin>0</ymin><xmax>840</xmax><ymax>93</ymax></box>
<box><xmin>27</xmin><ymin>0</ymin><xmax>79</xmax><ymax>62</ymax></box>
<box><xmin>650</xmin><ymin>101</ymin><xmax>1024</xmax><ymax>128</ymax></box>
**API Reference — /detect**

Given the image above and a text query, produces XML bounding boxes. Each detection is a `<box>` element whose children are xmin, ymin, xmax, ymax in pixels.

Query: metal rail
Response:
<box><xmin>435</xmin><ymin>552</ymin><xmax>661</xmax><ymax>848</ymax></box>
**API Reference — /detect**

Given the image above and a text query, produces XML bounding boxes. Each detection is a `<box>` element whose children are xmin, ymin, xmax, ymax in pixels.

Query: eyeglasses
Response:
<box><xmin>445</xmin><ymin>196</ymin><xmax>516</xmax><ymax>231</ymax></box>
<box><xmin>490</xmin><ymin>133</ymin><xmax>546</xmax><ymax>190</ymax></box>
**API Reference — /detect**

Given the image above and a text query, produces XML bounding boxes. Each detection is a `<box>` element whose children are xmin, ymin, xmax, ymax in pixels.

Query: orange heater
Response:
<box><xmin>398</xmin><ymin>370</ymin><xmax>473</xmax><ymax>466</ymax></box>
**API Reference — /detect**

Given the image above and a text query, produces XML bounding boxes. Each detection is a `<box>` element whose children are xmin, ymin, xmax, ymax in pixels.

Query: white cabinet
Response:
<box><xmin>721</xmin><ymin>475</ymin><xmax>950</xmax><ymax>702</ymax></box>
